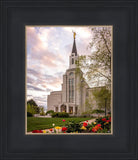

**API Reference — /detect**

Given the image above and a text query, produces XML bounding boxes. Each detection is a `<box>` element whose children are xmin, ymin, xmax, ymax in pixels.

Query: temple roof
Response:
<box><xmin>72</xmin><ymin>39</ymin><xmax>77</xmax><ymax>56</ymax></box>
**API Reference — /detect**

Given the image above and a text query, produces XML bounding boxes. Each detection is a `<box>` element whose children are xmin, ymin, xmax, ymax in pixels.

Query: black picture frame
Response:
<box><xmin>1</xmin><ymin>0</ymin><xmax>137</xmax><ymax>160</ymax></box>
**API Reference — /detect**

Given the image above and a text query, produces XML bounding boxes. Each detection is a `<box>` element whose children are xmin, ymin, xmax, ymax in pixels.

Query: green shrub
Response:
<box><xmin>108</xmin><ymin>111</ymin><xmax>111</xmax><ymax>114</ymax></box>
<box><xmin>92</xmin><ymin>109</ymin><xmax>105</xmax><ymax>114</ymax></box>
<box><xmin>51</xmin><ymin>112</ymin><xmax>69</xmax><ymax>118</ymax></box>
<box><xmin>27</xmin><ymin>112</ymin><xmax>33</xmax><ymax>117</ymax></box>
<box><xmin>40</xmin><ymin>112</ymin><xmax>45</xmax><ymax>116</ymax></box>
<box><xmin>51</xmin><ymin>112</ymin><xmax>58</xmax><ymax>118</ymax></box>
<box><xmin>58</xmin><ymin>112</ymin><xmax>69</xmax><ymax>117</ymax></box>
<box><xmin>40</xmin><ymin>106</ymin><xmax>45</xmax><ymax>116</ymax></box>
<box><xmin>65</xmin><ymin>120</ymin><xmax>82</xmax><ymax>133</ymax></box>
<box><xmin>46</xmin><ymin>110</ymin><xmax>54</xmax><ymax>115</ymax></box>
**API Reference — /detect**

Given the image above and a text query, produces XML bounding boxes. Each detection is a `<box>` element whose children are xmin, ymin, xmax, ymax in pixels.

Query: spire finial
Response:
<box><xmin>72</xmin><ymin>31</ymin><xmax>76</xmax><ymax>39</ymax></box>
<box><xmin>72</xmin><ymin>31</ymin><xmax>77</xmax><ymax>55</ymax></box>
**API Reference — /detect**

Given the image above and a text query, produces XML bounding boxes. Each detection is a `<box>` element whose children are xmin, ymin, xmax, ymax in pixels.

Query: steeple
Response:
<box><xmin>69</xmin><ymin>31</ymin><xmax>79</xmax><ymax>69</ymax></box>
<box><xmin>72</xmin><ymin>32</ymin><xmax>77</xmax><ymax>56</ymax></box>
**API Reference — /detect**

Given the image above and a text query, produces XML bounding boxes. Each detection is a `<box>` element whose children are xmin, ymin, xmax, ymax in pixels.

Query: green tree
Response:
<box><xmin>92</xmin><ymin>109</ymin><xmax>105</xmax><ymax>118</ymax></box>
<box><xmin>84</xmin><ymin>96</ymin><xmax>93</xmax><ymax>114</ymax></box>
<box><xmin>92</xmin><ymin>87</ymin><xmax>111</xmax><ymax>111</ymax></box>
<box><xmin>27</xmin><ymin>99</ymin><xmax>40</xmax><ymax>113</ymax></box>
<box><xmin>40</xmin><ymin>106</ymin><xmax>45</xmax><ymax>116</ymax></box>
<box><xmin>27</xmin><ymin>99</ymin><xmax>38</xmax><ymax>106</ymax></box>
<box><xmin>27</xmin><ymin>103</ymin><xmax>36</xmax><ymax>115</ymax></box>
<box><xmin>76</xmin><ymin>26</ymin><xmax>112</xmax><ymax>87</ymax></box>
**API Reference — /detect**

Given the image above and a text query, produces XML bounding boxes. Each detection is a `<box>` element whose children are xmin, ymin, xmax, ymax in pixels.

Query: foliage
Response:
<box><xmin>84</xmin><ymin>97</ymin><xmax>94</xmax><ymax>114</ymax></box>
<box><xmin>108</xmin><ymin>111</ymin><xmax>111</xmax><ymax>114</ymax></box>
<box><xmin>51</xmin><ymin>112</ymin><xmax>69</xmax><ymax>118</ymax></box>
<box><xmin>27</xmin><ymin>112</ymin><xmax>33</xmax><ymax>117</ymax></box>
<box><xmin>46</xmin><ymin>110</ymin><xmax>54</xmax><ymax>115</ymax></box>
<box><xmin>92</xmin><ymin>109</ymin><xmax>105</xmax><ymax>114</ymax></box>
<box><xmin>27</xmin><ymin>100</ymin><xmax>40</xmax><ymax>114</ymax></box>
<box><xmin>27</xmin><ymin>99</ymin><xmax>38</xmax><ymax>106</ymax></box>
<box><xmin>27</xmin><ymin>117</ymin><xmax>92</xmax><ymax>132</ymax></box>
<box><xmin>40</xmin><ymin>106</ymin><xmax>45</xmax><ymax>116</ymax></box>
<box><xmin>76</xmin><ymin>26</ymin><xmax>112</xmax><ymax>87</ymax></box>
<box><xmin>92</xmin><ymin>87</ymin><xmax>111</xmax><ymax>110</ymax></box>
<box><xmin>27</xmin><ymin>103</ymin><xmax>39</xmax><ymax>114</ymax></box>
<box><xmin>95</xmin><ymin>116</ymin><xmax>111</xmax><ymax>133</ymax></box>
<box><xmin>28</xmin><ymin>116</ymin><xmax>111</xmax><ymax>134</ymax></box>
<box><xmin>65</xmin><ymin>120</ymin><xmax>82</xmax><ymax>133</ymax></box>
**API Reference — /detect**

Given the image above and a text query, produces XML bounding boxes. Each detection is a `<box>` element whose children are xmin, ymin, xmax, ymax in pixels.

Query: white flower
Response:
<box><xmin>52</xmin><ymin>123</ymin><xmax>55</xmax><ymax>126</ymax></box>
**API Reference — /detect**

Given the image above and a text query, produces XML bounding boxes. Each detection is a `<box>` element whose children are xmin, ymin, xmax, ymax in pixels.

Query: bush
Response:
<box><xmin>51</xmin><ymin>112</ymin><xmax>69</xmax><ymax>118</ymax></box>
<box><xmin>92</xmin><ymin>109</ymin><xmax>105</xmax><ymax>114</ymax></box>
<box><xmin>40</xmin><ymin>112</ymin><xmax>45</xmax><ymax>116</ymax></box>
<box><xmin>95</xmin><ymin>116</ymin><xmax>111</xmax><ymax>132</ymax></box>
<box><xmin>27</xmin><ymin>112</ymin><xmax>33</xmax><ymax>117</ymax></box>
<box><xmin>108</xmin><ymin>111</ymin><xmax>111</xmax><ymax>114</ymax></box>
<box><xmin>40</xmin><ymin>106</ymin><xmax>45</xmax><ymax>116</ymax></box>
<box><xmin>46</xmin><ymin>110</ymin><xmax>54</xmax><ymax>115</ymax></box>
<box><xmin>65</xmin><ymin>120</ymin><xmax>82</xmax><ymax>133</ymax></box>
<box><xmin>51</xmin><ymin>112</ymin><xmax>58</xmax><ymax>118</ymax></box>
<box><xmin>58</xmin><ymin>112</ymin><xmax>69</xmax><ymax>118</ymax></box>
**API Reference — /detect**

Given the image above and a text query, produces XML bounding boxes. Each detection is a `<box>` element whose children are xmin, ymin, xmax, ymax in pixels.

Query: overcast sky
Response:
<box><xmin>26</xmin><ymin>26</ymin><xmax>93</xmax><ymax>109</ymax></box>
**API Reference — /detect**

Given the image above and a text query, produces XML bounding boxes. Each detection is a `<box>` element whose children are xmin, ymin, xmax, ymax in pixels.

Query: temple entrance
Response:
<box><xmin>61</xmin><ymin>104</ymin><xmax>66</xmax><ymax>112</ymax></box>
<box><xmin>69</xmin><ymin>106</ymin><xmax>73</xmax><ymax>114</ymax></box>
<box><xmin>55</xmin><ymin>107</ymin><xmax>58</xmax><ymax>112</ymax></box>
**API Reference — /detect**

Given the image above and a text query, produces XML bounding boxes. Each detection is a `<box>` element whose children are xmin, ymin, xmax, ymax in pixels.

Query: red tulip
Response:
<box><xmin>92</xmin><ymin>128</ymin><xmax>97</xmax><ymax>132</ymax></box>
<box><xmin>83</xmin><ymin>122</ymin><xmax>88</xmax><ymax>127</ymax></box>
<box><xmin>62</xmin><ymin>127</ymin><xmax>67</xmax><ymax>131</ymax></box>
<box><xmin>97</xmin><ymin>124</ymin><xmax>101</xmax><ymax>127</ymax></box>
<box><xmin>39</xmin><ymin>130</ymin><xmax>43</xmax><ymax>133</ymax></box>
<box><xmin>102</xmin><ymin>118</ymin><xmax>106</xmax><ymax>122</ymax></box>
<box><xmin>32</xmin><ymin>130</ymin><xmax>43</xmax><ymax>133</ymax></box>
<box><xmin>62</xmin><ymin>119</ymin><xmax>66</xmax><ymax>122</ymax></box>
<box><xmin>106</xmin><ymin>120</ymin><xmax>110</xmax><ymax>123</ymax></box>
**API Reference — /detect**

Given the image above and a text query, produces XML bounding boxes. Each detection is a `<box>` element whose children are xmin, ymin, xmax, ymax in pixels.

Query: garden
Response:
<box><xmin>28</xmin><ymin>116</ymin><xmax>111</xmax><ymax>134</ymax></box>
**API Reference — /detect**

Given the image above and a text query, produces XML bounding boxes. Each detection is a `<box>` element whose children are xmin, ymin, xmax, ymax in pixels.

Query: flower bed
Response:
<box><xmin>31</xmin><ymin>116</ymin><xmax>111</xmax><ymax>134</ymax></box>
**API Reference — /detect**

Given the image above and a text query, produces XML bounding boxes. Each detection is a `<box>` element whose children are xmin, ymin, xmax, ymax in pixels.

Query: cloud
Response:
<box><xmin>26</xmin><ymin>26</ymin><xmax>93</xmax><ymax>107</ymax></box>
<box><xmin>27</xmin><ymin>84</ymin><xmax>46</xmax><ymax>92</ymax></box>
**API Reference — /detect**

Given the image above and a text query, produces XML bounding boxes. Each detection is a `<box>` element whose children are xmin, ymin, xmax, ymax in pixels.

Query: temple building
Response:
<box><xmin>47</xmin><ymin>32</ymin><xmax>99</xmax><ymax>115</ymax></box>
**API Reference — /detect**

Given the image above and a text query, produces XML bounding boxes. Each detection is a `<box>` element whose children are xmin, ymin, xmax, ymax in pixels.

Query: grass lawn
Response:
<box><xmin>27</xmin><ymin>117</ymin><xmax>92</xmax><ymax>132</ymax></box>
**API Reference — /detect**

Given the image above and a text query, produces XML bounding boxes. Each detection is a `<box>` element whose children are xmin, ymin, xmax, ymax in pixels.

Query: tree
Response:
<box><xmin>40</xmin><ymin>106</ymin><xmax>45</xmax><ymax>116</ymax></box>
<box><xmin>92</xmin><ymin>87</ymin><xmax>111</xmax><ymax>111</ymax></box>
<box><xmin>46</xmin><ymin>110</ymin><xmax>54</xmax><ymax>115</ymax></box>
<box><xmin>92</xmin><ymin>109</ymin><xmax>105</xmax><ymax>118</ymax></box>
<box><xmin>76</xmin><ymin>26</ymin><xmax>112</xmax><ymax>87</ymax></box>
<box><xmin>27</xmin><ymin>99</ymin><xmax>40</xmax><ymax>114</ymax></box>
<box><xmin>27</xmin><ymin>99</ymin><xmax>38</xmax><ymax>106</ymax></box>
<box><xmin>27</xmin><ymin>103</ymin><xmax>36</xmax><ymax>115</ymax></box>
<box><xmin>84</xmin><ymin>96</ymin><xmax>93</xmax><ymax>114</ymax></box>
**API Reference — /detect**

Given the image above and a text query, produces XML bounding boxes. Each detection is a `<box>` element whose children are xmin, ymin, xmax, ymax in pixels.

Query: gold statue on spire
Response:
<box><xmin>72</xmin><ymin>31</ymin><xmax>76</xmax><ymax>39</ymax></box>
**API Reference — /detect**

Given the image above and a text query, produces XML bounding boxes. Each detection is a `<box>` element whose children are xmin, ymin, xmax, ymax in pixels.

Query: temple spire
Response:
<box><xmin>72</xmin><ymin>31</ymin><xmax>77</xmax><ymax>56</ymax></box>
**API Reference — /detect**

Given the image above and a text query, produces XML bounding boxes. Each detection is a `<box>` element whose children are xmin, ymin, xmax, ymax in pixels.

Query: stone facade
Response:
<box><xmin>47</xmin><ymin>36</ymin><xmax>99</xmax><ymax>115</ymax></box>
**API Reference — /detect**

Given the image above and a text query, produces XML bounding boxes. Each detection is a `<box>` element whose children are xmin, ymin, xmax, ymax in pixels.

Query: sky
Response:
<box><xmin>26</xmin><ymin>26</ymin><xmax>93</xmax><ymax>109</ymax></box>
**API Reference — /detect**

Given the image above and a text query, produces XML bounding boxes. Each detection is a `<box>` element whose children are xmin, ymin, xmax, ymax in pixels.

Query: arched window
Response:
<box><xmin>72</xmin><ymin>58</ymin><xmax>74</xmax><ymax>64</ymax></box>
<box><xmin>69</xmin><ymin>78</ymin><xmax>74</xmax><ymax>103</ymax></box>
<box><xmin>69</xmin><ymin>72</ymin><xmax>74</xmax><ymax>76</ymax></box>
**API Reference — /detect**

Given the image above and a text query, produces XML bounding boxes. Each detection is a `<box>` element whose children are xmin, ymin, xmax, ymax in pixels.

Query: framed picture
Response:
<box><xmin>26</xmin><ymin>25</ymin><xmax>113</xmax><ymax>135</ymax></box>
<box><xmin>1</xmin><ymin>0</ymin><xmax>137</xmax><ymax>159</ymax></box>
